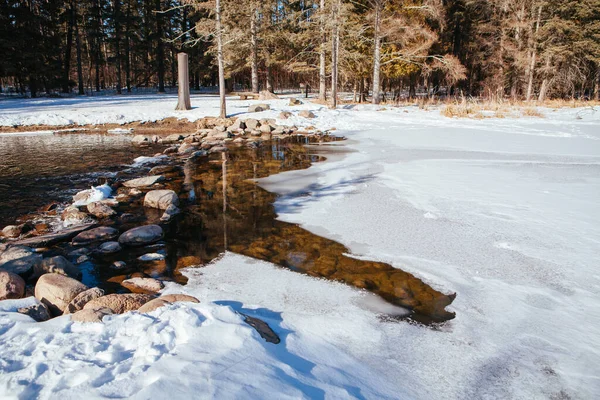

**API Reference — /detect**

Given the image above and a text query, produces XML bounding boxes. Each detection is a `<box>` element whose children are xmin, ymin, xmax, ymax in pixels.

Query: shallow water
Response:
<box><xmin>1</xmin><ymin>134</ymin><xmax>455</xmax><ymax>323</ymax></box>
<box><xmin>0</xmin><ymin>133</ymin><xmax>162</xmax><ymax>225</ymax></box>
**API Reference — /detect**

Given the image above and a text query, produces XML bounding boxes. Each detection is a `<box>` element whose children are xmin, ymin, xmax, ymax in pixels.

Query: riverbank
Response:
<box><xmin>1</xmin><ymin>96</ymin><xmax>599</xmax><ymax>399</ymax></box>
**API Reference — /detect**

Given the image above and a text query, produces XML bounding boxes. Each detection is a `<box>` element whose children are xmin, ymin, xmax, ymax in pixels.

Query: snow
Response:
<box><xmin>1</xmin><ymin>95</ymin><xmax>600</xmax><ymax>399</ymax></box>
<box><xmin>71</xmin><ymin>184</ymin><xmax>113</xmax><ymax>207</ymax></box>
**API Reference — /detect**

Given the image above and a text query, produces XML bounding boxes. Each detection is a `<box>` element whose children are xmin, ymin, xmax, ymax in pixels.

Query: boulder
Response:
<box><xmin>138</xmin><ymin>253</ymin><xmax>165</xmax><ymax>261</ymax></box>
<box><xmin>259</xmin><ymin>91</ymin><xmax>279</xmax><ymax>100</ymax></box>
<box><xmin>278</xmin><ymin>111</ymin><xmax>292</xmax><ymax>119</ymax></box>
<box><xmin>288</xmin><ymin>98</ymin><xmax>302</xmax><ymax>106</ymax></box>
<box><xmin>83</xmin><ymin>293</ymin><xmax>154</xmax><ymax>314</ymax></box>
<box><xmin>121</xmin><ymin>277</ymin><xmax>164</xmax><ymax>294</ymax></box>
<box><xmin>111</xmin><ymin>261</ymin><xmax>127</xmax><ymax>270</ymax></box>
<box><xmin>17</xmin><ymin>301</ymin><xmax>51</xmax><ymax>322</ymax></box>
<box><xmin>163</xmin><ymin>146</ymin><xmax>179</xmax><ymax>155</ymax></box>
<box><xmin>207</xmin><ymin>131</ymin><xmax>229</xmax><ymax>140</ymax></box>
<box><xmin>162</xmin><ymin>134</ymin><xmax>184</xmax><ymax>144</ymax></box>
<box><xmin>298</xmin><ymin>110</ymin><xmax>316</xmax><ymax>118</ymax></box>
<box><xmin>1</xmin><ymin>225</ymin><xmax>22</xmax><ymax>238</ymax></box>
<box><xmin>149</xmin><ymin>165</ymin><xmax>182</xmax><ymax>175</ymax></box>
<box><xmin>244</xmin><ymin>118</ymin><xmax>260</xmax><ymax>130</ymax></box>
<box><xmin>259</xmin><ymin>124</ymin><xmax>274</xmax><ymax>133</ymax></box>
<box><xmin>87</xmin><ymin>202</ymin><xmax>116</xmax><ymax>218</ymax></box>
<box><xmin>119</xmin><ymin>225</ymin><xmax>163</xmax><ymax>247</ymax></box>
<box><xmin>230</xmin><ymin>119</ymin><xmax>246</xmax><ymax>131</ymax></box>
<box><xmin>0</xmin><ymin>246</ymin><xmax>40</xmax><ymax>277</ymax></box>
<box><xmin>143</xmin><ymin>190</ymin><xmax>179</xmax><ymax>210</ymax></box>
<box><xmin>0</xmin><ymin>269</ymin><xmax>25</xmax><ymax>300</ymax></box>
<box><xmin>96</xmin><ymin>241</ymin><xmax>121</xmax><ymax>255</ymax></box>
<box><xmin>64</xmin><ymin>287</ymin><xmax>105</xmax><ymax>314</ymax></box>
<box><xmin>71</xmin><ymin>307</ymin><xmax>114</xmax><ymax>323</ymax></box>
<box><xmin>248</xmin><ymin>104</ymin><xmax>270</xmax><ymax>113</ymax></box>
<box><xmin>33</xmin><ymin>255</ymin><xmax>81</xmax><ymax>280</ymax></box>
<box><xmin>122</xmin><ymin>175</ymin><xmax>164</xmax><ymax>188</ymax></box>
<box><xmin>72</xmin><ymin>226</ymin><xmax>119</xmax><ymax>245</ymax></box>
<box><xmin>138</xmin><ymin>294</ymin><xmax>200</xmax><ymax>313</ymax></box>
<box><xmin>178</xmin><ymin>142</ymin><xmax>199</xmax><ymax>154</ymax></box>
<box><xmin>132</xmin><ymin>135</ymin><xmax>150</xmax><ymax>146</ymax></box>
<box><xmin>34</xmin><ymin>273</ymin><xmax>88</xmax><ymax>316</ymax></box>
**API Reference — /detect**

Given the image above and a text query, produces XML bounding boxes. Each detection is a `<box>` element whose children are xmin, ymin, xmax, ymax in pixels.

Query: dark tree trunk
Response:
<box><xmin>114</xmin><ymin>0</ymin><xmax>122</xmax><ymax>94</ymax></box>
<box><xmin>62</xmin><ymin>2</ymin><xmax>75</xmax><ymax>93</ymax></box>
<box><xmin>75</xmin><ymin>4</ymin><xmax>84</xmax><ymax>95</ymax></box>
<box><xmin>125</xmin><ymin>0</ymin><xmax>132</xmax><ymax>92</ymax></box>
<box><xmin>155</xmin><ymin>0</ymin><xmax>165</xmax><ymax>92</ymax></box>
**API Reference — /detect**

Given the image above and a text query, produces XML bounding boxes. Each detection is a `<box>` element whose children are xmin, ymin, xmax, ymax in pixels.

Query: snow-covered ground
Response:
<box><xmin>1</xmin><ymin>94</ymin><xmax>600</xmax><ymax>399</ymax></box>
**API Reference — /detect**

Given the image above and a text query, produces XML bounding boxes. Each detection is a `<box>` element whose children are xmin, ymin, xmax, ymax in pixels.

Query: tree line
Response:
<box><xmin>1</xmin><ymin>0</ymin><xmax>599</xmax><ymax>103</ymax></box>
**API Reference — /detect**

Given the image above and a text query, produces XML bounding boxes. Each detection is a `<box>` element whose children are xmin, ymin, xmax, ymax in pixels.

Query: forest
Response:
<box><xmin>1</xmin><ymin>0</ymin><xmax>599</xmax><ymax>103</ymax></box>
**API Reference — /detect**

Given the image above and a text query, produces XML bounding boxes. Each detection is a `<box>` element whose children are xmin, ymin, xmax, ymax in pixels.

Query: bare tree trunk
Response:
<box><xmin>155</xmin><ymin>0</ymin><xmax>165</xmax><ymax>92</ymax></box>
<box><xmin>595</xmin><ymin>66</ymin><xmax>600</xmax><ymax>101</ymax></box>
<box><xmin>266</xmin><ymin>64</ymin><xmax>273</xmax><ymax>92</ymax></box>
<box><xmin>330</xmin><ymin>4</ymin><xmax>339</xmax><ymax>109</ymax></box>
<box><xmin>175</xmin><ymin>53</ymin><xmax>191</xmax><ymax>110</ymax></box>
<box><xmin>250</xmin><ymin>9</ymin><xmax>259</xmax><ymax>93</ymax></box>
<box><xmin>526</xmin><ymin>5</ymin><xmax>542</xmax><ymax>101</ymax></box>
<box><xmin>75</xmin><ymin>4</ymin><xmax>84</xmax><ymax>95</ymax></box>
<box><xmin>125</xmin><ymin>0</ymin><xmax>132</xmax><ymax>92</ymax></box>
<box><xmin>538</xmin><ymin>57</ymin><xmax>551</xmax><ymax>102</ymax></box>
<box><xmin>216</xmin><ymin>0</ymin><xmax>226</xmax><ymax>118</ymax></box>
<box><xmin>318</xmin><ymin>0</ymin><xmax>327</xmax><ymax>101</ymax></box>
<box><xmin>114</xmin><ymin>0</ymin><xmax>122</xmax><ymax>94</ymax></box>
<box><xmin>372</xmin><ymin>1</ymin><xmax>382</xmax><ymax>104</ymax></box>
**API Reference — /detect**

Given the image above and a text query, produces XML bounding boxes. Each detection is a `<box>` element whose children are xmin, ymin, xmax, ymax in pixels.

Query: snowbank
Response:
<box><xmin>1</xmin><ymin>95</ymin><xmax>599</xmax><ymax>399</ymax></box>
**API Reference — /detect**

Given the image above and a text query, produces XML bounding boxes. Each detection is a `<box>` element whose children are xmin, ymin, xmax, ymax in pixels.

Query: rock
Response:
<box><xmin>242</xmin><ymin>314</ymin><xmax>280</xmax><ymax>344</ymax></box>
<box><xmin>119</xmin><ymin>225</ymin><xmax>163</xmax><ymax>247</ymax></box>
<box><xmin>259</xmin><ymin>90</ymin><xmax>279</xmax><ymax>100</ymax></box>
<box><xmin>33</xmin><ymin>255</ymin><xmax>81</xmax><ymax>280</ymax></box>
<box><xmin>0</xmin><ymin>246</ymin><xmax>40</xmax><ymax>277</ymax></box>
<box><xmin>34</xmin><ymin>273</ymin><xmax>88</xmax><ymax>316</ymax></box>
<box><xmin>121</xmin><ymin>277</ymin><xmax>164</xmax><ymax>294</ymax></box>
<box><xmin>230</xmin><ymin>119</ymin><xmax>246</xmax><ymax>131</ymax></box>
<box><xmin>84</xmin><ymin>293</ymin><xmax>154</xmax><ymax>314</ymax></box>
<box><xmin>0</xmin><ymin>269</ymin><xmax>25</xmax><ymax>300</ymax></box>
<box><xmin>1</xmin><ymin>225</ymin><xmax>22</xmax><ymax>238</ymax></box>
<box><xmin>149</xmin><ymin>165</ymin><xmax>182</xmax><ymax>175</ymax></box>
<box><xmin>162</xmin><ymin>134</ymin><xmax>184</xmax><ymax>144</ymax></box>
<box><xmin>72</xmin><ymin>226</ymin><xmax>119</xmax><ymax>245</ymax></box>
<box><xmin>163</xmin><ymin>146</ymin><xmax>179</xmax><ymax>155</ymax></box>
<box><xmin>132</xmin><ymin>135</ymin><xmax>149</xmax><ymax>146</ymax></box>
<box><xmin>288</xmin><ymin>98</ymin><xmax>302</xmax><ymax>106</ymax></box>
<box><xmin>160</xmin><ymin>204</ymin><xmax>181</xmax><ymax>222</ymax></box>
<box><xmin>61</xmin><ymin>206</ymin><xmax>91</xmax><ymax>225</ymax></box>
<box><xmin>143</xmin><ymin>190</ymin><xmax>179</xmax><ymax>210</ymax></box>
<box><xmin>244</xmin><ymin>118</ymin><xmax>260</xmax><ymax>130</ymax></box>
<box><xmin>122</xmin><ymin>175</ymin><xmax>164</xmax><ymax>188</ymax></box>
<box><xmin>189</xmin><ymin>150</ymin><xmax>208</xmax><ymax>160</ymax></box>
<box><xmin>278</xmin><ymin>111</ymin><xmax>292</xmax><ymax>119</ymax></box>
<box><xmin>64</xmin><ymin>287</ymin><xmax>105</xmax><ymax>314</ymax></box>
<box><xmin>12</xmin><ymin>224</ymin><xmax>96</xmax><ymax>248</ymax></box>
<box><xmin>138</xmin><ymin>294</ymin><xmax>200</xmax><ymax>313</ymax></box>
<box><xmin>68</xmin><ymin>248</ymin><xmax>90</xmax><ymax>257</ymax></box>
<box><xmin>178</xmin><ymin>142</ymin><xmax>199</xmax><ymax>154</ymax></box>
<box><xmin>96</xmin><ymin>241</ymin><xmax>121</xmax><ymax>254</ymax></box>
<box><xmin>259</xmin><ymin>118</ymin><xmax>276</xmax><ymax>126</ymax></box>
<box><xmin>248</xmin><ymin>104</ymin><xmax>270</xmax><ymax>113</ymax></box>
<box><xmin>138</xmin><ymin>253</ymin><xmax>165</xmax><ymax>261</ymax></box>
<box><xmin>76</xmin><ymin>255</ymin><xmax>89</xmax><ymax>264</ymax></box>
<box><xmin>207</xmin><ymin>130</ymin><xmax>229</xmax><ymax>140</ymax></box>
<box><xmin>71</xmin><ymin>307</ymin><xmax>114</xmax><ymax>323</ymax></box>
<box><xmin>87</xmin><ymin>202</ymin><xmax>116</xmax><ymax>218</ymax></box>
<box><xmin>160</xmin><ymin>293</ymin><xmax>200</xmax><ymax>304</ymax></box>
<box><xmin>259</xmin><ymin>124</ymin><xmax>274</xmax><ymax>133</ymax></box>
<box><xmin>17</xmin><ymin>301</ymin><xmax>51</xmax><ymax>322</ymax></box>
<box><xmin>298</xmin><ymin>110</ymin><xmax>316</xmax><ymax>118</ymax></box>
<box><xmin>111</xmin><ymin>261</ymin><xmax>127</xmax><ymax>270</ymax></box>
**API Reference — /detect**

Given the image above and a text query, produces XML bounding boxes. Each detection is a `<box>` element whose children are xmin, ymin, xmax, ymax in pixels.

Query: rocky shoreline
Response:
<box><xmin>0</xmin><ymin>113</ymin><xmax>335</xmax><ymax>327</ymax></box>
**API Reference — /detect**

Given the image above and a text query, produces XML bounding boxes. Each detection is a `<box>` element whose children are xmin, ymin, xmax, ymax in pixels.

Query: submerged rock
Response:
<box><xmin>119</xmin><ymin>225</ymin><xmax>163</xmax><ymax>247</ymax></box>
<box><xmin>34</xmin><ymin>273</ymin><xmax>88</xmax><ymax>316</ymax></box>
<box><xmin>0</xmin><ymin>268</ymin><xmax>26</xmax><ymax>300</ymax></box>
<box><xmin>96</xmin><ymin>241</ymin><xmax>122</xmax><ymax>255</ymax></box>
<box><xmin>160</xmin><ymin>204</ymin><xmax>181</xmax><ymax>222</ymax></box>
<box><xmin>0</xmin><ymin>246</ymin><xmax>40</xmax><ymax>277</ymax></box>
<box><xmin>72</xmin><ymin>226</ymin><xmax>119</xmax><ymax>245</ymax></box>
